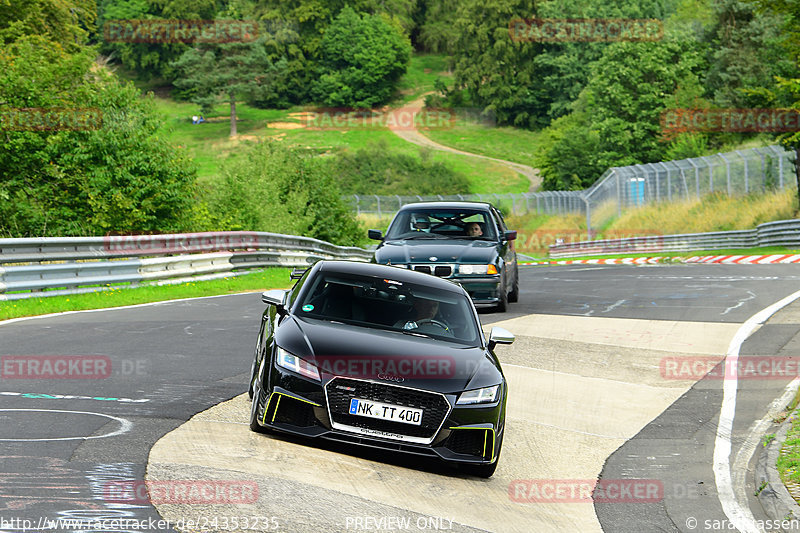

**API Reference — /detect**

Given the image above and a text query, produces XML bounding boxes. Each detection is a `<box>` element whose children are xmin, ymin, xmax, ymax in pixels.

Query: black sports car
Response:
<box><xmin>248</xmin><ymin>260</ymin><xmax>514</xmax><ymax>477</ymax></box>
<box><xmin>369</xmin><ymin>201</ymin><xmax>519</xmax><ymax>312</ymax></box>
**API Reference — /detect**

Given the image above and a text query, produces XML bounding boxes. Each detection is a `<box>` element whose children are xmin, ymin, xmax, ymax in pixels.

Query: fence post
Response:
<box><xmin>659</xmin><ymin>162</ymin><xmax>671</xmax><ymax>201</ymax></box>
<box><xmin>735</xmin><ymin>150</ymin><xmax>749</xmax><ymax>194</ymax></box>
<box><xmin>718</xmin><ymin>153</ymin><xmax>731</xmax><ymax>196</ymax></box>
<box><xmin>353</xmin><ymin>194</ymin><xmax>360</xmax><ymax>216</ymax></box>
<box><xmin>687</xmin><ymin>159</ymin><xmax>700</xmax><ymax>198</ymax></box>
<box><xmin>375</xmin><ymin>195</ymin><xmax>381</xmax><ymax>218</ymax></box>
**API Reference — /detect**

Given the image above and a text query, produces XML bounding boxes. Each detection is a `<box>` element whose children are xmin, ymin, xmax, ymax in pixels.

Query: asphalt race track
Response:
<box><xmin>2</xmin><ymin>263</ymin><xmax>800</xmax><ymax>532</ymax></box>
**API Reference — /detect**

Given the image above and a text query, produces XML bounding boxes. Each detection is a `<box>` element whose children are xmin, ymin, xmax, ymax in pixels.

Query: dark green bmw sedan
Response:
<box><xmin>369</xmin><ymin>202</ymin><xmax>519</xmax><ymax>312</ymax></box>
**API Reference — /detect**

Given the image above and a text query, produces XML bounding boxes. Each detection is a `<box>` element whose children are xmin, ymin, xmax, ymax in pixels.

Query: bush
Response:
<box><xmin>202</xmin><ymin>141</ymin><xmax>364</xmax><ymax>246</ymax></box>
<box><xmin>312</xmin><ymin>7</ymin><xmax>411</xmax><ymax>108</ymax></box>
<box><xmin>326</xmin><ymin>142</ymin><xmax>471</xmax><ymax>196</ymax></box>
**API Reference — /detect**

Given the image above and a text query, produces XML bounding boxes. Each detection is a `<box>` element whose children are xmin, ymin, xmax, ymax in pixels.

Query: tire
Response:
<box><xmin>496</xmin><ymin>284</ymin><xmax>508</xmax><ymax>312</ymax></box>
<box><xmin>507</xmin><ymin>267</ymin><xmax>519</xmax><ymax>303</ymax></box>
<box><xmin>249</xmin><ymin>377</ymin><xmax>269</xmax><ymax>434</ymax></box>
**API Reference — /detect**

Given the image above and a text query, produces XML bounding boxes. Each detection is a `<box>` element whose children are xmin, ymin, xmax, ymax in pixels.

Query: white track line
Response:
<box><xmin>714</xmin><ymin>288</ymin><xmax>800</xmax><ymax>532</ymax></box>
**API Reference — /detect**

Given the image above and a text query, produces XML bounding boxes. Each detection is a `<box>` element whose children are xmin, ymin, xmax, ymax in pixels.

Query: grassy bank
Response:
<box><xmin>0</xmin><ymin>269</ymin><xmax>292</xmax><ymax>321</ymax></box>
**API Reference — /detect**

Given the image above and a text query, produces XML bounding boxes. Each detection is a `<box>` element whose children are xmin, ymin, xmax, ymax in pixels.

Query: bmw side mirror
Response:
<box><xmin>262</xmin><ymin>289</ymin><xmax>288</xmax><ymax>314</ymax></box>
<box><xmin>368</xmin><ymin>229</ymin><xmax>383</xmax><ymax>240</ymax></box>
<box><xmin>488</xmin><ymin>326</ymin><xmax>515</xmax><ymax>350</ymax></box>
<box><xmin>503</xmin><ymin>230</ymin><xmax>517</xmax><ymax>241</ymax></box>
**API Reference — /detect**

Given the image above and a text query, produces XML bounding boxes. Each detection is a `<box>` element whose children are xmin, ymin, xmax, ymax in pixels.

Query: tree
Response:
<box><xmin>95</xmin><ymin>0</ymin><xmax>218</xmax><ymax>80</ymax></box>
<box><xmin>312</xmin><ymin>6</ymin><xmax>411</xmax><ymax>108</ymax></box>
<box><xmin>0</xmin><ymin>36</ymin><xmax>197</xmax><ymax>236</ymax></box>
<box><xmin>0</xmin><ymin>0</ymin><xmax>96</xmax><ymax>51</ymax></box>
<box><xmin>171</xmin><ymin>36</ymin><xmax>287</xmax><ymax>137</ymax></box>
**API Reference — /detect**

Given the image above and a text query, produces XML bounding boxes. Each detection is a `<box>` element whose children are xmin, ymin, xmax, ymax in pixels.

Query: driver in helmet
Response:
<box><xmin>410</xmin><ymin>214</ymin><xmax>431</xmax><ymax>232</ymax></box>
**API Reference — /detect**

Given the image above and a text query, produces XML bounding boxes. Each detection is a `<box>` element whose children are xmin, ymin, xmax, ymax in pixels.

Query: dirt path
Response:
<box><xmin>388</xmin><ymin>96</ymin><xmax>542</xmax><ymax>192</ymax></box>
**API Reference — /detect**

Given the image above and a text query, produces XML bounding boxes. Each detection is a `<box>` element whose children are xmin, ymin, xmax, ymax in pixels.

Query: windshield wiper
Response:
<box><xmin>400</xmin><ymin>329</ymin><xmax>433</xmax><ymax>339</ymax></box>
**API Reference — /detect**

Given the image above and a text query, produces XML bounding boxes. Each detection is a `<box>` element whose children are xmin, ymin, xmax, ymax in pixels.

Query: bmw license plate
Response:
<box><xmin>349</xmin><ymin>398</ymin><xmax>423</xmax><ymax>426</ymax></box>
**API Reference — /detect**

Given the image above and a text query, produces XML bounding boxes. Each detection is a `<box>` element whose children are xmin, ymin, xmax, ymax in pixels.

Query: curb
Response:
<box><xmin>520</xmin><ymin>254</ymin><xmax>800</xmax><ymax>266</ymax></box>
<box><xmin>756</xmin><ymin>412</ymin><xmax>800</xmax><ymax>523</ymax></box>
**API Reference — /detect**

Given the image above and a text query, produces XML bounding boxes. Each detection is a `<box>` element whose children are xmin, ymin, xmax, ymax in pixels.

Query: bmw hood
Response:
<box><xmin>275</xmin><ymin>316</ymin><xmax>502</xmax><ymax>393</ymax></box>
<box><xmin>374</xmin><ymin>240</ymin><xmax>498</xmax><ymax>266</ymax></box>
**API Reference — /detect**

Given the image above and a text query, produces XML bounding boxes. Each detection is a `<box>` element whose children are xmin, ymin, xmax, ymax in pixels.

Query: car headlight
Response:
<box><xmin>457</xmin><ymin>385</ymin><xmax>500</xmax><ymax>405</ymax></box>
<box><xmin>459</xmin><ymin>264</ymin><xmax>499</xmax><ymax>275</ymax></box>
<box><xmin>276</xmin><ymin>347</ymin><xmax>321</xmax><ymax>381</ymax></box>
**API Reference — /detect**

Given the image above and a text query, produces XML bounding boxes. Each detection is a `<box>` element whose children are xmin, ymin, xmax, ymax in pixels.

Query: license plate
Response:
<box><xmin>348</xmin><ymin>398</ymin><xmax>423</xmax><ymax>426</ymax></box>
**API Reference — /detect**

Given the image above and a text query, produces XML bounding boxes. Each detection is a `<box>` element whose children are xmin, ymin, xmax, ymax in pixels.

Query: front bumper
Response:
<box><xmin>256</xmin><ymin>366</ymin><xmax>504</xmax><ymax>465</ymax></box>
<box><xmin>454</xmin><ymin>276</ymin><xmax>503</xmax><ymax>307</ymax></box>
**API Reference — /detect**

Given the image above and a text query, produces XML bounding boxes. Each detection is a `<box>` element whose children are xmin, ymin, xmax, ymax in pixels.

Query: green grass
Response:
<box><xmin>0</xmin><ymin>268</ymin><xmax>292</xmax><ymax>321</ymax></box>
<box><xmin>395</xmin><ymin>54</ymin><xmax>451</xmax><ymax>104</ymax></box>
<box><xmin>424</xmin><ymin>123</ymin><xmax>546</xmax><ymax>169</ymax></box>
<box><xmin>777</xmin><ymin>409</ymin><xmax>800</xmax><ymax>489</ymax></box>
<box><xmin>154</xmin><ymin>97</ymin><xmax>527</xmax><ymax>193</ymax></box>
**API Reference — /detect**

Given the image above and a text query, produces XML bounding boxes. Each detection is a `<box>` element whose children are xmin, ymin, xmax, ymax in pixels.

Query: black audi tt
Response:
<box><xmin>248</xmin><ymin>260</ymin><xmax>514</xmax><ymax>477</ymax></box>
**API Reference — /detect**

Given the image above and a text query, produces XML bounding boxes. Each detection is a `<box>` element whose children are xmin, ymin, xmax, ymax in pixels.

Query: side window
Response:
<box><xmin>287</xmin><ymin>269</ymin><xmax>311</xmax><ymax>307</ymax></box>
<box><xmin>492</xmin><ymin>207</ymin><xmax>508</xmax><ymax>232</ymax></box>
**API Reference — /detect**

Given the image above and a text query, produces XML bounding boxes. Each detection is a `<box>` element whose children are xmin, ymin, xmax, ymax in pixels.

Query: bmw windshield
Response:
<box><xmin>384</xmin><ymin>209</ymin><xmax>497</xmax><ymax>241</ymax></box>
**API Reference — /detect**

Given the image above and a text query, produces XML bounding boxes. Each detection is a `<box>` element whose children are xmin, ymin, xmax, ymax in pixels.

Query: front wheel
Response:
<box><xmin>496</xmin><ymin>286</ymin><xmax>508</xmax><ymax>312</ymax></box>
<box><xmin>508</xmin><ymin>267</ymin><xmax>519</xmax><ymax>303</ymax></box>
<box><xmin>249</xmin><ymin>375</ymin><xmax>269</xmax><ymax>434</ymax></box>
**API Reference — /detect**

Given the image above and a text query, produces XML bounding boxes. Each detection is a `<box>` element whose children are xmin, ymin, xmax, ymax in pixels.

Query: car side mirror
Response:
<box><xmin>368</xmin><ymin>229</ymin><xmax>383</xmax><ymax>240</ymax></box>
<box><xmin>262</xmin><ymin>289</ymin><xmax>288</xmax><ymax>314</ymax></box>
<box><xmin>503</xmin><ymin>230</ymin><xmax>517</xmax><ymax>241</ymax></box>
<box><xmin>488</xmin><ymin>326</ymin><xmax>515</xmax><ymax>350</ymax></box>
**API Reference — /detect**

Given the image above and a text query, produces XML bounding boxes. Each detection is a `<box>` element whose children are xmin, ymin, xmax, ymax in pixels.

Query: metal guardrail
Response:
<box><xmin>549</xmin><ymin>219</ymin><xmax>800</xmax><ymax>258</ymax></box>
<box><xmin>0</xmin><ymin>231</ymin><xmax>373</xmax><ymax>300</ymax></box>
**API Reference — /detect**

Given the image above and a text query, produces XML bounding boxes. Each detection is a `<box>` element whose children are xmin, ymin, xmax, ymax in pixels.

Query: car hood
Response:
<box><xmin>275</xmin><ymin>316</ymin><xmax>502</xmax><ymax>394</ymax></box>
<box><xmin>374</xmin><ymin>239</ymin><xmax>498</xmax><ymax>265</ymax></box>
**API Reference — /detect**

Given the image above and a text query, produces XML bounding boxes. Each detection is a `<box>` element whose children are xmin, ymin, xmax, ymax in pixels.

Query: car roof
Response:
<box><xmin>316</xmin><ymin>260</ymin><xmax>466</xmax><ymax>294</ymax></box>
<box><xmin>398</xmin><ymin>201</ymin><xmax>494</xmax><ymax>211</ymax></box>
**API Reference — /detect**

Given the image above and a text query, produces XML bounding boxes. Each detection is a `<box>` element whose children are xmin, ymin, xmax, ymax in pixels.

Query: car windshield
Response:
<box><xmin>295</xmin><ymin>272</ymin><xmax>481</xmax><ymax>346</ymax></box>
<box><xmin>384</xmin><ymin>209</ymin><xmax>496</xmax><ymax>241</ymax></box>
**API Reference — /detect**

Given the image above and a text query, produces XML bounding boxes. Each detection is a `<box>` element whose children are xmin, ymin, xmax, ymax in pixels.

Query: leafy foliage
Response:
<box><xmin>202</xmin><ymin>141</ymin><xmax>364</xmax><ymax>246</ymax></box>
<box><xmin>171</xmin><ymin>36</ymin><xmax>288</xmax><ymax>136</ymax></box>
<box><xmin>312</xmin><ymin>7</ymin><xmax>412</xmax><ymax>108</ymax></box>
<box><xmin>0</xmin><ymin>36</ymin><xmax>196</xmax><ymax>237</ymax></box>
<box><xmin>0</xmin><ymin>0</ymin><xmax>96</xmax><ymax>50</ymax></box>
<box><xmin>326</xmin><ymin>141</ymin><xmax>471</xmax><ymax>195</ymax></box>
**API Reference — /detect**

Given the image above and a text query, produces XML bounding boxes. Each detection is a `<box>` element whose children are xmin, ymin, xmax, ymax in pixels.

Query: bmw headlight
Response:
<box><xmin>457</xmin><ymin>385</ymin><xmax>500</xmax><ymax>405</ymax></box>
<box><xmin>459</xmin><ymin>264</ymin><xmax>499</xmax><ymax>275</ymax></box>
<box><xmin>276</xmin><ymin>347</ymin><xmax>321</xmax><ymax>381</ymax></box>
